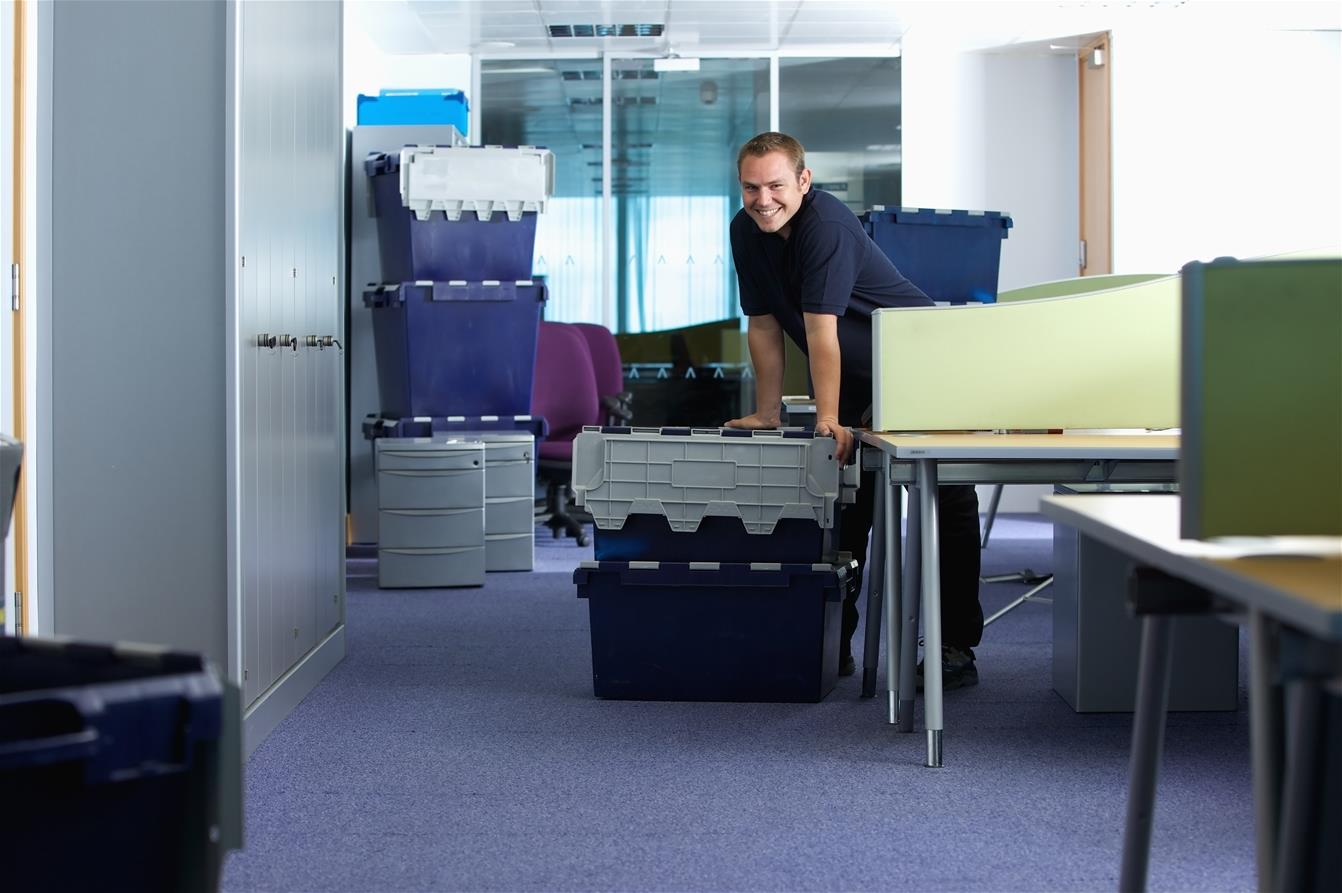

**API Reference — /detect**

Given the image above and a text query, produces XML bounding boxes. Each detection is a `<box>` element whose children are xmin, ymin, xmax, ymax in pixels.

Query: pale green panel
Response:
<box><xmin>872</xmin><ymin>277</ymin><xmax>1181</xmax><ymax>431</ymax></box>
<box><xmin>997</xmin><ymin>273</ymin><xmax>1169</xmax><ymax>303</ymax></box>
<box><xmin>1183</xmin><ymin>258</ymin><xmax>1342</xmax><ymax>538</ymax></box>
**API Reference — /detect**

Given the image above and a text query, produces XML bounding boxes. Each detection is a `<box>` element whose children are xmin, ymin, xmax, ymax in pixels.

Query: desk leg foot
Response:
<box><xmin>926</xmin><ymin>730</ymin><xmax>942</xmax><ymax>768</ymax></box>
<box><xmin>888</xmin><ymin>690</ymin><xmax>899</xmax><ymax>725</ymax></box>
<box><xmin>899</xmin><ymin>699</ymin><xmax>915</xmax><ymax>733</ymax></box>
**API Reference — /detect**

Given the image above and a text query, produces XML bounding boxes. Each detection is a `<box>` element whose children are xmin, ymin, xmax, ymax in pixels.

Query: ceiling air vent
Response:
<box><xmin>549</xmin><ymin>23</ymin><xmax>664</xmax><ymax>38</ymax></box>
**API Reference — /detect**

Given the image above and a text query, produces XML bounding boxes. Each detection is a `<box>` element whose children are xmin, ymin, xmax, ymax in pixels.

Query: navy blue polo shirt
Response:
<box><xmin>731</xmin><ymin>189</ymin><xmax>931</xmax><ymax>398</ymax></box>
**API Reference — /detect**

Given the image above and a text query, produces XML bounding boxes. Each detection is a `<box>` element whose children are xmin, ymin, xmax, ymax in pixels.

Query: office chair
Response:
<box><xmin>532</xmin><ymin>322</ymin><xmax>601</xmax><ymax>546</ymax></box>
<box><xmin>571</xmin><ymin>322</ymin><xmax>633</xmax><ymax>426</ymax></box>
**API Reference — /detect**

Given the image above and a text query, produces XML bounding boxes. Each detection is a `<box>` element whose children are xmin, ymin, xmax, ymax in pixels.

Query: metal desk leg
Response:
<box><xmin>884</xmin><ymin>463</ymin><xmax>902</xmax><ymax>723</ymax></box>
<box><xmin>861</xmin><ymin>477</ymin><xmax>886</xmax><ymax>698</ymax></box>
<box><xmin>1119</xmin><ymin>615</ymin><xmax>1175</xmax><ymax>893</ymax></box>
<box><xmin>899</xmin><ymin>485</ymin><xmax>919</xmax><ymax>733</ymax></box>
<box><xmin>1248</xmin><ymin>610</ymin><xmax>1283</xmax><ymax>893</ymax></box>
<box><xmin>1275</xmin><ymin>677</ymin><xmax>1322</xmax><ymax>893</ymax></box>
<box><xmin>917</xmin><ymin>460</ymin><xmax>943</xmax><ymax>767</ymax></box>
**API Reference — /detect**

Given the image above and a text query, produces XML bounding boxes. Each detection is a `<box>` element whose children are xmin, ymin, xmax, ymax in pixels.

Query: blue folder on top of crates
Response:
<box><xmin>570</xmin><ymin>426</ymin><xmax>861</xmax><ymax>704</ymax></box>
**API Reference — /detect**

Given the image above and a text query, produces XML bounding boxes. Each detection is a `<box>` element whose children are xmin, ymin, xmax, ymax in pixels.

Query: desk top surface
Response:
<box><xmin>1041</xmin><ymin>494</ymin><xmax>1342</xmax><ymax>639</ymax></box>
<box><xmin>858</xmin><ymin>431</ymin><xmax>1180</xmax><ymax>460</ymax></box>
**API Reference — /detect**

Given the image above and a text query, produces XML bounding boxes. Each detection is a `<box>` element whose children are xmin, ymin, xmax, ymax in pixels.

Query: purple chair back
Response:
<box><xmin>571</xmin><ymin>323</ymin><xmax>624</xmax><ymax>401</ymax></box>
<box><xmin>531</xmin><ymin>322</ymin><xmax>600</xmax><ymax>462</ymax></box>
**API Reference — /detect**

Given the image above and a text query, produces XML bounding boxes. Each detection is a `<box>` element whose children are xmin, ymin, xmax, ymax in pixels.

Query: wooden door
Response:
<box><xmin>1079</xmin><ymin>34</ymin><xmax>1112</xmax><ymax>276</ymax></box>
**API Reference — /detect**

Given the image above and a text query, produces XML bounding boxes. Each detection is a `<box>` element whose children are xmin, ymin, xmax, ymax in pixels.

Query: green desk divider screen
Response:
<box><xmin>996</xmin><ymin>273</ymin><xmax>1167</xmax><ymax>303</ymax></box>
<box><xmin>1181</xmin><ymin>258</ymin><xmax>1342</xmax><ymax>538</ymax></box>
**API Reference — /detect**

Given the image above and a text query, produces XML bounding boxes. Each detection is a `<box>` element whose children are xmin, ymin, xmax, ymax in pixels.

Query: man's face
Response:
<box><xmin>739</xmin><ymin>151</ymin><xmax>811</xmax><ymax>238</ymax></box>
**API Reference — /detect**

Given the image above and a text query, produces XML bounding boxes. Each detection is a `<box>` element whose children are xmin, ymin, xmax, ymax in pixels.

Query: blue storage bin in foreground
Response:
<box><xmin>575</xmin><ymin>559</ymin><xmax>855</xmax><ymax>702</ymax></box>
<box><xmin>357</xmin><ymin>88</ymin><xmax>469</xmax><ymax>130</ymax></box>
<box><xmin>366</xmin><ymin>151</ymin><xmax>539</xmax><ymax>282</ymax></box>
<box><xmin>365</xmin><ymin>280</ymin><xmax>546</xmax><ymax>419</ymax></box>
<box><xmin>861</xmin><ymin>207</ymin><xmax>1012</xmax><ymax>304</ymax></box>
<box><xmin>1</xmin><ymin>636</ymin><xmax>237</xmax><ymax>892</ymax></box>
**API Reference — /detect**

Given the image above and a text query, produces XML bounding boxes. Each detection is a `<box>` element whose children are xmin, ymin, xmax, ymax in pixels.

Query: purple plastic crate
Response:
<box><xmin>364</xmin><ymin>280</ymin><xmax>545</xmax><ymax>419</ymax></box>
<box><xmin>366</xmin><ymin>151</ymin><xmax>538</xmax><ymax>282</ymax></box>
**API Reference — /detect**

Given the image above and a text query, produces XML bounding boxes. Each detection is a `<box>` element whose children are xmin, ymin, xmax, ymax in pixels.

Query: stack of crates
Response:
<box><xmin>570</xmin><ymin>426</ymin><xmax>859</xmax><ymax>703</ymax></box>
<box><xmin>362</xmin><ymin>139</ymin><xmax>555</xmax><ymax>586</ymax></box>
<box><xmin>860</xmin><ymin>206</ymin><xmax>1013</xmax><ymax>304</ymax></box>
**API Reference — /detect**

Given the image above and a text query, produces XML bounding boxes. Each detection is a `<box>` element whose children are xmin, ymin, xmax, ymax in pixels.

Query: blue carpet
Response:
<box><xmin>222</xmin><ymin>514</ymin><xmax>1254</xmax><ymax>892</ymax></box>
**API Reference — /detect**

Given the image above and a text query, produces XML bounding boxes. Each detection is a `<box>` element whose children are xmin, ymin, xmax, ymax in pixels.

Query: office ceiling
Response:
<box><xmin>352</xmin><ymin>1</ymin><xmax>1342</xmax><ymax>57</ymax></box>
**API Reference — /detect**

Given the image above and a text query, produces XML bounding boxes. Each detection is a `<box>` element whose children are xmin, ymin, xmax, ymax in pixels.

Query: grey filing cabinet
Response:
<box><xmin>473</xmin><ymin>432</ymin><xmax>536</xmax><ymax>572</ymax></box>
<box><xmin>1052</xmin><ymin>489</ymin><xmax>1239</xmax><ymax>712</ymax></box>
<box><xmin>376</xmin><ymin>438</ymin><xmax>486</xmax><ymax>588</ymax></box>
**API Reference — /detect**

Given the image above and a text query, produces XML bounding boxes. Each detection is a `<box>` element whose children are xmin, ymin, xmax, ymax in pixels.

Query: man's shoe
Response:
<box><xmin>915</xmin><ymin>645</ymin><xmax>978</xmax><ymax>691</ymax></box>
<box><xmin>838</xmin><ymin>654</ymin><xmax>856</xmax><ymax>677</ymax></box>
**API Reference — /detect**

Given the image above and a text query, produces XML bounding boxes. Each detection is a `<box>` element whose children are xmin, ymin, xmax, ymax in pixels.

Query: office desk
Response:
<box><xmin>1041</xmin><ymin>494</ymin><xmax>1342</xmax><ymax>892</ymax></box>
<box><xmin>856</xmin><ymin>431</ymin><xmax>1180</xmax><ymax>768</ymax></box>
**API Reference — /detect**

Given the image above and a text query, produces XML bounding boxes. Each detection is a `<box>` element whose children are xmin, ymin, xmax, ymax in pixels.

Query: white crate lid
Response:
<box><xmin>400</xmin><ymin>145</ymin><xmax>555</xmax><ymax>222</ymax></box>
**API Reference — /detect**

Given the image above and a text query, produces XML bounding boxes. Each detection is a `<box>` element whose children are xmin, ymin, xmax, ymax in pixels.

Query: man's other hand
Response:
<box><xmin>815</xmin><ymin>418</ymin><xmax>853</xmax><ymax>465</ymax></box>
<box><xmin>724</xmin><ymin>412</ymin><xmax>780</xmax><ymax>430</ymax></box>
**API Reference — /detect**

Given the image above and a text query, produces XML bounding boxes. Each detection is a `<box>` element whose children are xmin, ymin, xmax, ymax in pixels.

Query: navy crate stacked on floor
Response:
<box><xmin>362</xmin><ymin>144</ymin><xmax>554</xmax><ymax>585</ymax></box>
<box><xmin>570</xmin><ymin>426</ymin><xmax>859</xmax><ymax>703</ymax></box>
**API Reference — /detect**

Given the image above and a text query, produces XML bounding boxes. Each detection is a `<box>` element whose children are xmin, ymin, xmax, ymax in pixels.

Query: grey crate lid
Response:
<box><xmin>570</xmin><ymin>427</ymin><xmax>846</xmax><ymax>534</ymax></box>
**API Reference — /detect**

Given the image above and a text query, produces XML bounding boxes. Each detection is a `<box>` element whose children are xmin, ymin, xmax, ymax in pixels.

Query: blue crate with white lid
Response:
<box><xmin>365</xmin><ymin>144</ymin><xmax>554</xmax><ymax>282</ymax></box>
<box><xmin>364</xmin><ymin>279</ymin><xmax>546</xmax><ymax>419</ymax></box>
<box><xmin>356</xmin><ymin>88</ymin><xmax>469</xmax><ymax>130</ymax></box>
<box><xmin>571</xmin><ymin>426</ymin><xmax>859</xmax><ymax>563</ymax></box>
<box><xmin>860</xmin><ymin>206</ymin><xmax>1013</xmax><ymax>304</ymax></box>
<box><xmin>575</xmin><ymin>557</ymin><xmax>857</xmax><ymax>702</ymax></box>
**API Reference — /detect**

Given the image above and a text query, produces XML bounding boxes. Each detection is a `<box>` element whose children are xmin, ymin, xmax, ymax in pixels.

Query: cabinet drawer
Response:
<box><xmin>378</xmin><ymin>545</ymin><xmax>485</xmax><ymax>588</ymax></box>
<box><xmin>486</xmin><ymin>533</ymin><xmax>533</xmax><ymax>572</ymax></box>
<box><xmin>376</xmin><ymin>441</ymin><xmax>485</xmax><ymax>473</ymax></box>
<box><xmin>485</xmin><ymin>495</ymin><xmax>533</xmax><ymax>534</ymax></box>
<box><xmin>377</xmin><ymin>467</ymin><xmax>484</xmax><ymax>510</ymax></box>
<box><xmin>485</xmin><ymin>459</ymin><xmax>535</xmax><ymax>498</ymax></box>
<box><xmin>379</xmin><ymin>507</ymin><xmax>484</xmax><ymax>549</ymax></box>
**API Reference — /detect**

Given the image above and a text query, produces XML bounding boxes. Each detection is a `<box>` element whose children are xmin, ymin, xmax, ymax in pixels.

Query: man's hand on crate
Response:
<box><xmin>815</xmin><ymin>417</ymin><xmax>854</xmax><ymax>466</ymax></box>
<box><xmin>724</xmin><ymin>412</ymin><xmax>781</xmax><ymax>430</ymax></box>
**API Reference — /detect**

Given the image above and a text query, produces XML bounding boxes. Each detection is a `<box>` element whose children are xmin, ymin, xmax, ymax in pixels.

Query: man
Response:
<box><xmin>725</xmin><ymin>131</ymin><xmax>983</xmax><ymax>687</ymax></box>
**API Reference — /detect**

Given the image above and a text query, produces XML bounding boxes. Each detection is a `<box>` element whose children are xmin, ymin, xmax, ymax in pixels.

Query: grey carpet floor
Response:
<box><xmin>221</xmin><ymin>514</ymin><xmax>1254</xmax><ymax>892</ymax></box>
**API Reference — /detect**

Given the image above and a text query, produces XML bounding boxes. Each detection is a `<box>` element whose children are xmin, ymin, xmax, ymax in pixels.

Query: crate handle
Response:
<box><xmin>0</xmin><ymin>698</ymin><xmax>100</xmax><ymax>770</ymax></box>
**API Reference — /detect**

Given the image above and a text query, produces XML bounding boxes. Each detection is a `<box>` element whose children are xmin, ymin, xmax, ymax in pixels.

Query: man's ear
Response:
<box><xmin>798</xmin><ymin>167</ymin><xmax>812</xmax><ymax>193</ymax></box>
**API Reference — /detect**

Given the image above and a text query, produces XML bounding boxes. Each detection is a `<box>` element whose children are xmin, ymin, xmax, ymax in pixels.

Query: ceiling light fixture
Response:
<box><xmin>653</xmin><ymin>55</ymin><xmax>700</xmax><ymax>73</ymax></box>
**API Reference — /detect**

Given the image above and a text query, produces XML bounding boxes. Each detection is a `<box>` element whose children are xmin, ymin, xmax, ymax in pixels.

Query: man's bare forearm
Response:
<box><xmin>747</xmin><ymin>315</ymin><xmax>786</xmax><ymax>424</ymax></box>
<box><xmin>803</xmin><ymin>313</ymin><xmax>842</xmax><ymax>425</ymax></box>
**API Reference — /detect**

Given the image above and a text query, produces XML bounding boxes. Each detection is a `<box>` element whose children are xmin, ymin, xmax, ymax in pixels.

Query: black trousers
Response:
<box><xmin>835</xmin><ymin>387</ymin><xmax>984</xmax><ymax>656</ymax></box>
<box><xmin>838</xmin><ymin>470</ymin><xmax>984</xmax><ymax>655</ymax></box>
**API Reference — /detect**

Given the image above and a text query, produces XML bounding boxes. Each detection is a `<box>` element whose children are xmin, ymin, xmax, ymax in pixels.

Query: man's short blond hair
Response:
<box><xmin>737</xmin><ymin>132</ymin><xmax>806</xmax><ymax>178</ymax></box>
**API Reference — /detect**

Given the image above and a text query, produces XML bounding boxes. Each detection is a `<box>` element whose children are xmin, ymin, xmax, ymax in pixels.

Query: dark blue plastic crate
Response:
<box><xmin>574</xmin><ymin>560</ymin><xmax>854</xmax><ymax>702</ymax></box>
<box><xmin>861</xmin><ymin>207</ymin><xmax>1012</xmax><ymax>304</ymax></box>
<box><xmin>356</xmin><ymin>89</ymin><xmax>469</xmax><ymax>130</ymax></box>
<box><xmin>593</xmin><ymin>513</ymin><xmax>831</xmax><ymax>564</ymax></box>
<box><xmin>364</xmin><ymin>280</ymin><xmax>546</xmax><ymax>419</ymax></box>
<box><xmin>366</xmin><ymin>150</ymin><xmax>537</xmax><ymax>282</ymax></box>
<box><xmin>1</xmin><ymin>636</ymin><xmax>229</xmax><ymax>892</ymax></box>
<box><xmin>363</xmin><ymin>413</ymin><xmax>548</xmax><ymax>441</ymax></box>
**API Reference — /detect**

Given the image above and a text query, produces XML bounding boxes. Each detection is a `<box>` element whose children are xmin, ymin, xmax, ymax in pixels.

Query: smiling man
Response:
<box><xmin>725</xmin><ymin>131</ymin><xmax>984</xmax><ymax>686</ymax></box>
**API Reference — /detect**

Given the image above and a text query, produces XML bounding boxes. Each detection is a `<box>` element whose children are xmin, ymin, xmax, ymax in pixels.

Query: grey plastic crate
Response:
<box><xmin>379</xmin><ymin>507</ymin><xmax>486</xmax><ymax>550</ymax></box>
<box><xmin>485</xmin><ymin>532</ymin><xmax>533</xmax><ymax>572</ymax></box>
<box><xmin>571</xmin><ymin>427</ymin><xmax>851</xmax><ymax>534</ymax></box>
<box><xmin>485</xmin><ymin>495</ymin><xmax>533</xmax><ymax>535</ymax></box>
<box><xmin>378</xmin><ymin>545</ymin><xmax>485</xmax><ymax>588</ymax></box>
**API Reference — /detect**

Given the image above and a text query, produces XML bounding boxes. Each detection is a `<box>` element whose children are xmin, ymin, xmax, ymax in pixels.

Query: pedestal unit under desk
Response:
<box><xmin>376</xmin><ymin>438</ymin><xmax>486</xmax><ymax>588</ymax></box>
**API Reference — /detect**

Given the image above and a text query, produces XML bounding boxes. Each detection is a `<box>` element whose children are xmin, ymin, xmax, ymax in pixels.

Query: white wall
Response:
<box><xmin>1109</xmin><ymin>26</ymin><xmax>1341</xmax><ymax>270</ymax></box>
<box><xmin>342</xmin><ymin>6</ymin><xmax>471</xmax><ymax>129</ymax></box>
<box><xmin>901</xmin><ymin>38</ymin><xmax>1080</xmax><ymax>292</ymax></box>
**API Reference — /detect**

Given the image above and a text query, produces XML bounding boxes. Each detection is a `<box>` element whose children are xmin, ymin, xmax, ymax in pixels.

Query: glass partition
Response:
<box><xmin>779</xmin><ymin>57</ymin><xmax>903</xmax><ymax>213</ymax></box>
